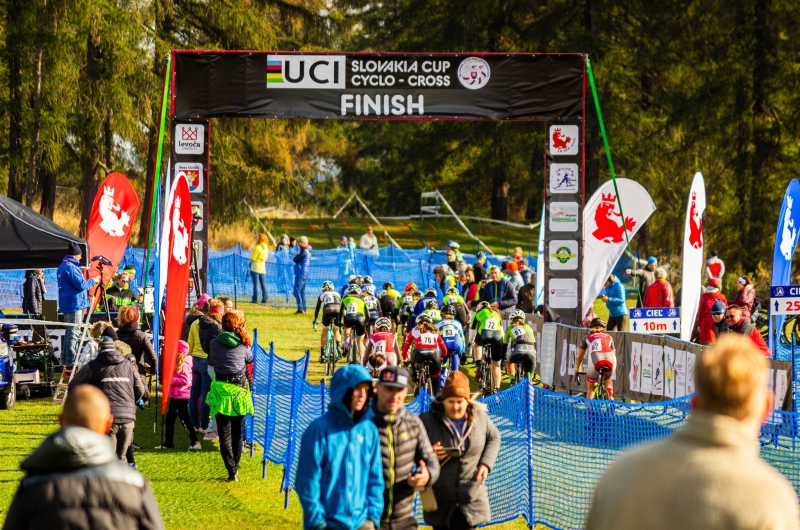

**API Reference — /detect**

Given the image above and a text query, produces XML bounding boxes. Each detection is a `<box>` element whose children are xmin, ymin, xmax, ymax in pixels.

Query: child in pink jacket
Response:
<box><xmin>156</xmin><ymin>340</ymin><xmax>201</xmax><ymax>450</ymax></box>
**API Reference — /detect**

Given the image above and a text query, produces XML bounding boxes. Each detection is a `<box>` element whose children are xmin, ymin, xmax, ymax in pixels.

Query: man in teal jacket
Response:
<box><xmin>297</xmin><ymin>365</ymin><xmax>384</xmax><ymax>530</ymax></box>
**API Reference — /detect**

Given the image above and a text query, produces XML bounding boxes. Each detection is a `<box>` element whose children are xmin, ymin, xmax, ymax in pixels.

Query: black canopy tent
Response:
<box><xmin>0</xmin><ymin>194</ymin><xmax>88</xmax><ymax>270</ymax></box>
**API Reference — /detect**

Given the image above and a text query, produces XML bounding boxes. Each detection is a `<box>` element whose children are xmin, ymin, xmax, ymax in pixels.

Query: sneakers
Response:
<box><xmin>319</xmin><ymin>348</ymin><xmax>325</xmax><ymax>363</ymax></box>
<box><xmin>204</xmin><ymin>431</ymin><xmax>219</xmax><ymax>440</ymax></box>
<box><xmin>226</xmin><ymin>470</ymin><xmax>239</xmax><ymax>482</ymax></box>
<box><xmin>189</xmin><ymin>442</ymin><xmax>202</xmax><ymax>451</ymax></box>
<box><xmin>130</xmin><ymin>442</ymin><xmax>142</xmax><ymax>450</ymax></box>
<box><xmin>508</xmin><ymin>376</ymin><xmax>516</xmax><ymax>385</ymax></box>
<box><xmin>154</xmin><ymin>444</ymin><xmax>174</xmax><ymax>450</ymax></box>
<box><xmin>194</xmin><ymin>427</ymin><xmax>207</xmax><ymax>435</ymax></box>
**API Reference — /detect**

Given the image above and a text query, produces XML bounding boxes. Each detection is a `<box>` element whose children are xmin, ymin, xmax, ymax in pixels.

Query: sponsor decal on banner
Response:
<box><xmin>457</xmin><ymin>57</ymin><xmax>491</xmax><ymax>89</ymax></box>
<box><xmin>548</xmin><ymin>278</ymin><xmax>578</xmax><ymax>308</ymax></box>
<box><xmin>160</xmin><ymin>175</ymin><xmax>193</xmax><ymax>413</ymax></box>
<box><xmin>680</xmin><ymin>173</ymin><xmax>706</xmax><ymax>341</ymax></box>
<box><xmin>664</xmin><ymin>346</ymin><xmax>675</xmax><ymax>398</ymax></box>
<box><xmin>641</xmin><ymin>344</ymin><xmax>653</xmax><ymax>394</ymax></box>
<box><xmin>85</xmin><ymin>172</ymin><xmax>141</xmax><ymax>288</ymax></box>
<box><xmin>176</xmin><ymin>162</ymin><xmax>204</xmax><ymax>193</ymax></box>
<box><xmin>549</xmin><ymin>202</ymin><xmax>579</xmax><ymax>232</ymax></box>
<box><xmin>686</xmin><ymin>352</ymin><xmax>696</xmax><ymax>394</ymax></box>
<box><xmin>582</xmin><ymin>178</ymin><xmax>655</xmax><ymax>317</ymax></box>
<box><xmin>652</xmin><ymin>345</ymin><xmax>664</xmax><ymax>395</ymax></box>
<box><xmin>175</xmin><ymin>124</ymin><xmax>204</xmax><ymax>154</ymax></box>
<box><xmin>568</xmin><ymin>343</ymin><xmax>577</xmax><ymax>376</ymax></box>
<box><xmin>675</xmin><ymin>350</ymin><xmax>686</xmax><ymax>397</ymax></box>
<box><xmin>535</xmin><ymin>209</ymin><xmax>545</xmax><ymax>306</ymax></box>
<box><xmin>776</xmin><ymin>370</ymin><xmax>788</xmax><ymax>409</ymax></box>
<box><xmin>559</xmin><ymin>338</ymin><xmax>568</xmax><ymax>377</ymax></box>
<box><xmin>267</xmin><ymin>55</ymin><xmax>346</xmax><ymax>89</ymax></box>
<box><xmin>549</xmin><ymin>163</ymin><xmax>579</xmax><ymax>194</ymax></box>
<box><xmin>191</xmin><ymin>202</ymin><xmax>204</xmax><ymax>231</ymax></box>
<box><xmin>629</xmin><ymin>341</ymin><xmax>642</xmax><ymax>392</ymax></box>
<box><xmin>770</xmin><ymin>180</ymin><xmax>800</xmax><ymax>351</ymax></box>
<box><xmin>549</xmin><ymin>125</ymin><xmax>579</xmax><ymax>155</ymax></box>
<box><xmin>548</xmin><ymin>240</ymin><xmax>579</xmax><ymax>270</ymax></box>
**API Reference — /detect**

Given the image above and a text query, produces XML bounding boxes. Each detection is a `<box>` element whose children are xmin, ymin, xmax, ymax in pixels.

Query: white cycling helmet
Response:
<box><xmin>347</xmin><ymin>283</ymin><xmax>361</xmax><ymax>295</ymax></box>
<box><xmin>375</xmin><ymin>317</ymin><xmax>392</xmax><ymax>330</ymax></box>
<box><xmin>321</xmin><ymin>281</ymin><xmax>334</xmax><ymax>291</ymax></box>
<box><xmin>362</xmin><ymin>284</ymin><xmax>376</xmax><ymax>296</ymax></box>
<box><xmin>363</xmin><ymin>275</ymin><xmax>373</xmax><ymax>284</ymax></box>
<box><xmin>510</xmin><ymin>309</ymin><xmax>526</xmax><ymax>321</ymax></box>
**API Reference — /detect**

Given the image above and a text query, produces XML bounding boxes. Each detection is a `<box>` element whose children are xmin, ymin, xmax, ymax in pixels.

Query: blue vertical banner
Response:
<box><xmin>770</xmin><ymin>179</ymin><xmax>800</xmax><ymax>355</ymax></box>
<box><xmin>535</xmin><ymin>209</ymin><xmax>545</xmax><ymax>307</ymax></box>
<box><xmin>151</xmin><ymin>180</ymin><xmax>164</xmax><ymax>360</ymax></box>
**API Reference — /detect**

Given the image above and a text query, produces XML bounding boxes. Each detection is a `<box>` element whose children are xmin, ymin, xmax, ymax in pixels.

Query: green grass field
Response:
<box><xmin>0</xmin><ymin>308</ymin><xmax>533</xmax><ymax>529</ymax></box>
<box><xmin>262</xmin><ymin>217</ymin><xmax>537</xmax><ymax>257</ymax></box>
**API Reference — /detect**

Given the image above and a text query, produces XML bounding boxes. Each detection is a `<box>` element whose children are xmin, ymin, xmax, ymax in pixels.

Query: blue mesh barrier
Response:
<box><xmin>247</xmin><ymin>335</ymin><xmax>800</xmax><ymax>529</ymax></box>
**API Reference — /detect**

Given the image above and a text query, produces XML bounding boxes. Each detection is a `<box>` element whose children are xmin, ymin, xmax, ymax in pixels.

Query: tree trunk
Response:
<box><xmin>6</xmin><ymin>0</ymin><xmax>25</xmax><ymax>201</ymax></box>
<box><xmin>39</xmin><ymin>160</ymin><xmax>56</xmax><ymax>220</ymax></box>
<box><xmin>490</xmin><ymin>127</ymin><xmax>509</xmax><ymax>221</ymax></box>
<box><xmin>25</xmin><ymin>9</ymin><xmax>46</xmax><ymax>207</ymax></box>
<box><xmin>79</xmin><ymin>29</ymin><xmax>103</xmax><ymax>237</ymax></box>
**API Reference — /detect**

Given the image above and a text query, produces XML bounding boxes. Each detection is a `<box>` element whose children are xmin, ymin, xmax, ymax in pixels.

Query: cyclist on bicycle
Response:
<box><xmin>422</xmin><ymin>299</ymin><xmax>442</xmax><ymax>323</ymax></box>
<box><xmin>365</xmin><ymin>317</ymin><xmax>399</xmax><ymax>376</ymax></box>
<box><xmin>503</xmin><ymin>310</ymin><xmax>536</xmax><ymax>384</ymax></box>
<box><xmin>410</xmin><ymin>288</ymin><xmax>439</xmax><ymax>328</ymax></box>
<box><xmin>378</xmin><ymin>281</ymin><xmax>401</xmax><ymax>330</ymax></box>
<box><xmin>361</xmin><ymin>275</ymin><xmax>374</xmax><ymax>291</ymax></box>
<box><xmin>361</xmin><ymin>284</ymin><xmax>382</xmax><ymax>333</ymax></box>
<box><xmin>470</xmin><ymin>301</ymin><xmax>504</xmax><ymax>391</ymax></box>
<box><xmin>340</xmin><ymin>274</ymin><xmax>359</xmax><ymax>297</ymax></box>
<box><xmin>340</xmin><ymin>284</ymin><xmax>369</xmax><ymax>363</ymax></box>
<box><xmin>313</xmin><ymin>281</ymin><xmax>342</xmax><ymax>363</ymax></box>
<box><xmin>401</xmin><ymin>314</ymin><xmax>448</xmax><ymax>396</ymax></box>
<box><xmin>396</xmin><ymin>283</ymin><xmax>418</xmax><ymax>334</ymax></box>
<box><xmin>437</xmin><ymin>305</ymin><xmax>466</xmax><ymax>376</ymax></box>
<box><xmin>442</xmin><ymin>286</ymin><xmax>469</xmax><ymax>331</ymax></box>
<box><xmin>576</xmin><ymin>317</ymin><xmax>616</xmax><ymax>400</ymax></box>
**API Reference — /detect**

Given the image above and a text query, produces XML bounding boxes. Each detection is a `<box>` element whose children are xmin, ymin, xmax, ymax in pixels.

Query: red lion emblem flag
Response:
<box><xmin>591</xmin><ymin>193</ymin><xmax>637</xmax><ymax>243</ymax></box>
<box><xmin>688</xmin><ymin>191</ymin><xmax>703</xmax><ymax>249</ymax></box>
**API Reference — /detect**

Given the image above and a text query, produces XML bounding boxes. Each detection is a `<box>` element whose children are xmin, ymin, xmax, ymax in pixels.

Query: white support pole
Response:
<box><xmin>432</xmin><ymin>190</ymin><xmax>494</xmax><ymax>255</ymax></box>
<box><xmin>332</xmin><ymin>192</ymin><xmax>357</xmax><ymax>219</ymax></box>
<box><xmin>352</xmin><ymin>194</ymin><xmax>405</xmax><ymax>251</ymax></box>
<box><xmin>241</xmin><ymin>199</ymin><xmax>277</xmax><ymax>247</ymax></box>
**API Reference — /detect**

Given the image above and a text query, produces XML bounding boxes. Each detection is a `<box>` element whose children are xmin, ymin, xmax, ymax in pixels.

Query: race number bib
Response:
<box><xmin>511</xmin><ymin>326</ymin><xmax>527</xmax><ymax>339</ymax></box>
<box><xmin>421</xmin><ymin>333</ymin><xmax>436</xmax><ymax>345</ymax></box>
<box><xmin>429</xmin><ymin>310</ymin><xmax>441</xmax><ymax>320</ymax></box>
<box><xmin>485</xmin><ymin>319</ymin><xmax>499</xmax><ymax>331</ymax></box>
<box><xmin>590</xmin><ymin>339</ymin><xmax>602</xmax><ymax>352</ymax></box>
<box><xmin>372</xmin><ymin>340</ymin><xmax>386</xmax><ymax>354</ymax></box>
<box><xmin>323</xmin><ymin>295</ymin><xmax>338</xmax><ymax>306</ymax></box>
<box><xmin>404</xmin><ymin>296</ymin><xmax>413</xmax><ymax>304</ymax></box>
<box><xmin>442</xmin><ymin>326</ymin><xmax>457</xmax><ymax>337</ymax></box>
<box><xmin>444</xmin><ymin>295</ymin><xmax>458</xmax><ymax>305</ymax></box>
<box><xmin>346</xmin><ymin>303</ymin><xmax>359</xmax><ymax>315</ymax></box>
<box><xmin>367</xmin><ymin>299</ymin><xmax>378</xmax><ymax>310</ymax></box>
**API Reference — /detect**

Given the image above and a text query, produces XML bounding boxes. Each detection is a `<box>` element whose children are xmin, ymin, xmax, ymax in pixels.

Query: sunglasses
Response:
<box><xmin>725</xmin><ymin>314</ymin><xmax>738</xmax><ymax>320</ymax></box>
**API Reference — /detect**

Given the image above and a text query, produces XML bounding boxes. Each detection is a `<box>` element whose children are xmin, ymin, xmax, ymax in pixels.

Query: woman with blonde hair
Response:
<box><xmin>420</xmin><ymin>371</ymin><xmax>501</xmax><ymax>530</ymax></box>
<box><xmin>206</xmin><ymin>310</ymin><xmax>254</xmax><ymax>481</ymax></box>
<box><xmin>187</xmin><ymin>299</ymin><xmax>224</xmax><ymax>433</ymax></box>
<box><xmin>250</xmin><ymin>233</ymin><xmax>269</xmax><ymax>304</ymax></box>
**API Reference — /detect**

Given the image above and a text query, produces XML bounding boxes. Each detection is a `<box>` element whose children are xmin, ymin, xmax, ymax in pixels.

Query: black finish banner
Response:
<box><xmin>171</xmin><ymin>52</ymin><xmax>585</xmax><ymax>121</ymax></box>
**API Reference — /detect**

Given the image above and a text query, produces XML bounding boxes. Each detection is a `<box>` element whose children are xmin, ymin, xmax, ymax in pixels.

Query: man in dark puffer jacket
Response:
<box><xmin>371</xmin><ymin>366</ymin><xmax>440</xmax><ymax>529</ymax></box>
<box><xmin>2</xmin><ymin>385</ymin><xmax>164</xmax><ymax>530</ymax></box>
<box><xmin>70</xmin><ymin>337</ymin><xmax>145</xmax><ymax>460</ymax></box>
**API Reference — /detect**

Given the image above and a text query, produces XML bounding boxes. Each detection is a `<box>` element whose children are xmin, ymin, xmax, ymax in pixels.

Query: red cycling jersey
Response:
<box><xmin>367</xmin><ymin>332</ymin><xmax>398</xmax><ymax>357</ymax></box>
<box><xmin>401</xmin><ymin>328</ymin><xmax>447</xmax><ymax>361</ymax></box>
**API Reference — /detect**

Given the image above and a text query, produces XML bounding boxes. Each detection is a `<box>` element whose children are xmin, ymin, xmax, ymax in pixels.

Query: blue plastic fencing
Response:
<box><xmin>245</xmin><ymin>338</ymin><xmax>800</xmax><ymax>529</ymax></box>
<box><xmin>0</xmin><ymin>244</ymin><xmax>523</xmax><ymax>310</ymax></box>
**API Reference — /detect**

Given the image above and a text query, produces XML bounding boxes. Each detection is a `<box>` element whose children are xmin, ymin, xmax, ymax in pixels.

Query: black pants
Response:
<box><xmin>607</xmin><ymin>315</ymin><xmax>626</xmax><ymax>332</ymax></box>
<box><xmin>216</xmin><ymin>413</ymin><xmax>244</xmax><ymax>472</ymax></box>
<box><xmin>433</xmin><ymin>508</ymin><xmax>475</xmax><ymax>530</ymax></box>
<box><xmin>165</xmin><ymin>398</ymin><xmax>198</xmax><ymax>447</ymax></box>
<box><xmin>412</xmin><ymin>349</ymin><xmax>442</xmax><ymax>395</ymax></box>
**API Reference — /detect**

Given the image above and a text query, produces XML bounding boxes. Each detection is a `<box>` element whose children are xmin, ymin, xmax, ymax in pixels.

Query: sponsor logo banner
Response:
<box><xmin>176</xmin><ymin>162</ymin><xmax>204</xmax><ymax>193</ymax></box>
<box><xmin>549</xmin><ymin>125</ymin><xmax>579</xmax><ymax>155</ymax></box>
<box><xmin>549</xmin><ymin>202</ymin><xmax>579</xmax><ymax>232</ymax></box>
<box><xmin>548</xmin><ymin>278</ymin><xmax>578</xmax><ymax>308</ymax></box>
<box><xmin>680</xmin><ymin>172</ymin><xmax>706</xmax><ymax>341</ymax></box>
<box><xmin>549</xmin><ymin>163</ymin><xmax>579</xmax><ymax>194</ymax></box>
<box><xmin>548</xmin><ymin>240</ymin><xmax>579</xmax><ymax>270</ymax></box>
<box><xmin>175</xmin><ymin>124</ymin><xmax>204</xmax><ymax>154</ymax></box>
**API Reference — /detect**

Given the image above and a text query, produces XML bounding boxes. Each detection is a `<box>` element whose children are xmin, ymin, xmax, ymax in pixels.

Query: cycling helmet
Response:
<box><xmin>446</xmin><ymin>286</ymin><xmax>459</xmax><ymax>295</ymax></box>
<box><xmin>425</xmin><ymin>300</ymin><xmax>439</xmax><ymax>310</ymax></box>
<box><xmin>413</xmin><ymin>290</ymin><xmax>422</xmax><ymax>297</ymax></box>
<box><xmin>416</xmin><ymin>314</ymin><xmax>432</xmax><ymax>325</ymax></box>
<box><xmin>363</xmin><ymin>275</ymin><xmax>373</xmax><ymax>284</ymax></box>
<box><xmin>477</xmin><ymin>301</ymin><xmax>491</xmax><ymax>311</ymax></box>
<box><xmin>347</xmin><ymin>275</ymin><xmax>358</xmax><ymax>284</ymax></box>
<box><xmin>442</xmin><ymin>304</ymin><xmax>456</xmax><ymax>316</ymax></box>
<box><xmin>404</xmin><ymin>282</ymin><xmax>418</xmax><ymax>292</ymax></box>
<box><xmin>375</xmin><ymin>317</ymin><xmax>392</xmax><ymax>330</ymax></box>
<box><xmin>510</xmin><ymin>309</ymin><xmax>526</xmax><ymax>322</ymax></box>
<box><xmin>321</xmin><ymin>280</ymin><xmax>334</xmax><ymax>291</ymax></box>
<box><xmin>383</xmin><ymin>282</ymin><xmax>394</xmax><ymax>290</ymax></box>
<box><xmin>424</xmin><ymin>288</ymin><xmax>437</xmax><ymax>297</ymax></box>
<box><xmin>347</xmin><ymin>284</ymin><xmax>361</xmax><ymax>295</ymax></box>
<box><xmin>590</xmin><ymin>317</ymin><xmax>607</xmax><ymax>330</ymax></box>
<box><xmin>362</xmin><ymin>284</ymin><xmax>376</xmax><ymax>296</ymax></box>
<box><xmin>355</xmin><ymin>275</ymin><xmax>363</xmax><ymax>285</ymax></box>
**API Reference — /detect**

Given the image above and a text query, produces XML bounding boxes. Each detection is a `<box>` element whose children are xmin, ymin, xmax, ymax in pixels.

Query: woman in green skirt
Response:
<box><xmin>206</xmin><ymin>310</ymin><xmax>254</xmax><ymax>481</ymax></box>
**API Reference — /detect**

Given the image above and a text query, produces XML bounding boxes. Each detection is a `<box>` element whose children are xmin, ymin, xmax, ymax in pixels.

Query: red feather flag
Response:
<box><xmin>160</xmin><ymin>175</ymin><xmax>193</xmax><ymax>413</ymax></box>
<box><xmin>86</xmin><ymin>172</ymin><xmax>141</xmax><ymax>304</ymax></box>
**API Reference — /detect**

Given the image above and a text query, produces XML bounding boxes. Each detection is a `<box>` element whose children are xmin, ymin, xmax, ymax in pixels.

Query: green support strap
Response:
<box><xmin>142</xmin><ymin>53</ymin><xmax>172</xmax><ymax>288</ymax></box>
<box><xmin>586</xmin><ymin>58</ymin><xmax>643</xmax><ymax>307</ymax></box>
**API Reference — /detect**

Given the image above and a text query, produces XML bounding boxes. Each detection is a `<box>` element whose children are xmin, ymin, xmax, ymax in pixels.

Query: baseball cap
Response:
<box><xmin>299</xmin><ymin>236</ymin><xmax>309</xmax><ymax>245</ymax></box>
<box><xmin>711</xmin><ymin>300</ymin><xmax>726</xmax><ymax>315</ymax></box>
<box><xmin>377</xmin><ymin>366</ymin><xmax>409</xmax><ymax>389</ymax></box>
<box><xmin>647</xmin><ymin>256</ymin><xmax>658</xmax><ymax>266</ymax></box>
<box><xmin>476</xmin><ymin>251</ymin><xmax>486</xmax><ymax>259</ymax></box>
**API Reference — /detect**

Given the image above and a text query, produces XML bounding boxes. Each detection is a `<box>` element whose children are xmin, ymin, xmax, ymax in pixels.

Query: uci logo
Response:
<box><xmin>267</xmin><ymin>55</ymin><xmax>346</xmax><ymax>89</ymax></box>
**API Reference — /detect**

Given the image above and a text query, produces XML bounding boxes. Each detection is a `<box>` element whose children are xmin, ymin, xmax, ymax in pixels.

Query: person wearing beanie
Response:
<box><xmin>156</xmin><ymin>340</ymin><xmax>201</xmax><ymax>451</ymax></box>
<box><xmin>420</xmin><ymin>371</ymin><xmax>501</xmax><ymax>529</ymax></box>
<box><xmin>57</xmin><ymin>241</ymin><xmax>100</xmax><ymax>367</ymax></box>
<box><xmin>503</xmin><ymin>261</ymin><xmax>524</xmax><ymax>290</ymax></box>
<box><xmin>370</xmin><ymin>366</ymin><xmax>440</xmax><ymax>528</ymax></box>
<box><xmin>626</xmin><ymin>256</ymin><xmax>658</xmax><ymax>308</ymax></box>
<box><xmin>643</xmin><ymin>268</ymin><xmax>674</xmax><ymax>308</ymax></box>
<box><xmin>711</xmin><ymin>300</ymin><xmax>729</xmax><ymax>338</ymax></box>
<box><xmin>297</xmin><ymin>365</ymin><xmax>384</xmax><ymax>529</ymax></box>
<box><xmin>69</xmin><ymin>336</ymin><xmax>145</xmax><ymax>460</ymax></box>
<box><xmin>292</xmin><ymin>235</ymin><xmax>313</xmax><ymax>314</ymax></box>
<box><xmin>695</xmin><ymin>278</ymin><xmax>728</xmax><ymax>344</ymax></box>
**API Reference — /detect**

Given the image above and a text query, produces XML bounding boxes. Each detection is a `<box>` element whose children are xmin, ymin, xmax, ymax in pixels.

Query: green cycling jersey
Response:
<box><xmin>442</xmin><ymin>293</ymin><xmax>465</xmax><ymax>307</ymax></box>
<box><xmin>503</xmin><ymin>323</ymin><xmax>536</xmax><ymax>344</ymax></box>
<box><xmin>340</xmin><ymin>295</ymin><xmax>367</xmax><ymax>320</ymax></box>
<box><xmin>422</xmin><ymin>308</ymin><xmax>442</xmax><ymax>323</ymax></box>
<box><xmin>470</xmin><ymin>308</ymin><xmax>503</xmax><ymax>333</ymax></box>
<box><xmin>379</xmin><ymin>288</ymin><xmax>401</xmax><ymax>301</ymax></box>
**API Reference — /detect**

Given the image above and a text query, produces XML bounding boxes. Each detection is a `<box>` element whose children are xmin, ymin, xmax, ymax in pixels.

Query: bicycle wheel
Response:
<box><xmin>424</xmin><ymin>367</ymin><xmax>434</xmax><ymax>396</ymax></box>
<box><xmin>596</xmin><ymin>384</ymin><xmax>609</xmax><ymax>400</ymax></box>
<box><xmin>348</xmin><ymin>338</ymin><xmax>358</xmax><ymax>365</ymax></box>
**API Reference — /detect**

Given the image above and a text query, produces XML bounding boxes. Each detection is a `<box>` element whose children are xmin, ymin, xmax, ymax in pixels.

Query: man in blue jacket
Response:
<box><xmin>297</xmin><ymin>365</ymin><xmax>384</xmax><ymax>530</ymax></box>
<box><xmin>57</xmin><ymin>242</ymin><xmax>99</xmax><ymax>367</ymax></box>
<box><xmin>479</xmin><ymin>265</ymin><xmax>517</xmax><ymax>312</ymax></box>
<box><xmin>293</xmin><ymin>235</ymin><xmax>312</xmax><ymax>314</ymax></box>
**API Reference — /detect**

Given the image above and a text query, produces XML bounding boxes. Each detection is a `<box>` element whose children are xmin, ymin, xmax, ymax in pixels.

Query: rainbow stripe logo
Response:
<box><xmin>267</xmin><ymin>59</ymin><xmax>283</xmax><ymax>84</ymax></box>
